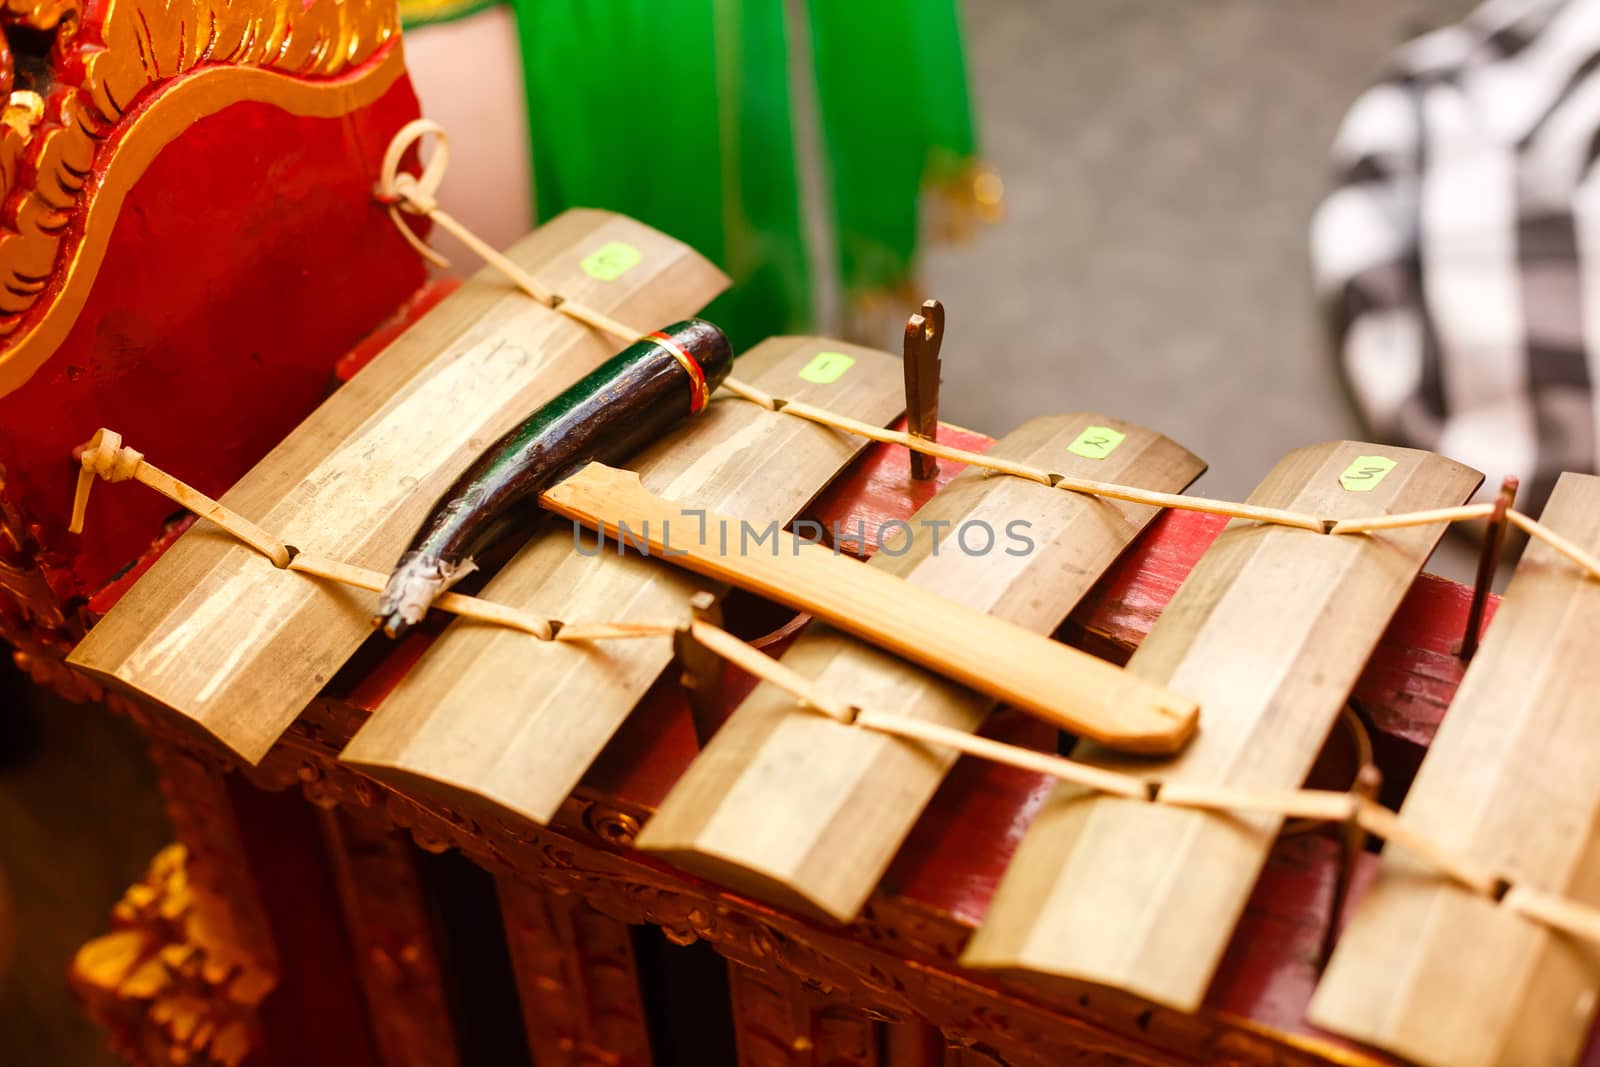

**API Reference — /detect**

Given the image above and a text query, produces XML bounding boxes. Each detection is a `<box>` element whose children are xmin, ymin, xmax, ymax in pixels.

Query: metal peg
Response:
<box><xmin>903</xmin><ymin>299</ymin><xmax>944</xmax><ymax>480</ymax></box>
<box><xmin>1461</xmin><ymin>476</ymin><xmax>1518</xmax><ymax>660</ymax></box>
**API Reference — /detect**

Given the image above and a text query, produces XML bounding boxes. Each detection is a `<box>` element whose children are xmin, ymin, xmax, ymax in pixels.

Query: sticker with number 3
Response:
<box><xmin>1339</xmin><ymin>455</ymin><xmax>1397</xmax><ymax>492</ymax></box>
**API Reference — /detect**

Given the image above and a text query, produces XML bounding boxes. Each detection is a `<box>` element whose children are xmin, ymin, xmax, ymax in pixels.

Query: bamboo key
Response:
<box><xmin>539</xmin><ymin>461</ymin><xmax>1201</xmax><ymax>753</ymax></box>
<box><xmin>67</xmin><ymin>209</ymin><xmax>731</xmax><ymax>764</ymax></box>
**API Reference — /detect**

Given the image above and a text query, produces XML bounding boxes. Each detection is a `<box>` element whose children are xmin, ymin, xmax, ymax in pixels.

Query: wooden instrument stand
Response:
<box><xmin>0</xmin><ymin>4</ymin><xmax>1588</xmax><ymax>1067</ymax></box>
<box><xmin>61</xmin><ymin>420</ymin><xmax>1521</xmax><ymax>1067</ymax></box>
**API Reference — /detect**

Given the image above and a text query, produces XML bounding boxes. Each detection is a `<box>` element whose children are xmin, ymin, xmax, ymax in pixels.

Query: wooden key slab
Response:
<box><xmin>339</xmin><ymin>337</ymin><xmax>904</xmax><ymax>824</ymax></box>
<box><xmin>1310</xmin><ymin>472</ymin><xmax>1600</xmax><ymax>1067</ymax></box>
<box><xmin>634</xmin><ymin>414</ymin><xmax>1204</xmax><ymax>921</ymax></box>
<box><xmin>67</xmin><ymin>210</ymin><xmax>729</xmax><ymax>763</ymax></box>
<box><xmin>542</xmin><ymin>463</ymin><xmax>1202</xmax><ymax>754</ymax></box>
<box><xmin>962</xmin><ymin>442</ymin><xmax>1480</xmax><ymax>1011</ymax></box>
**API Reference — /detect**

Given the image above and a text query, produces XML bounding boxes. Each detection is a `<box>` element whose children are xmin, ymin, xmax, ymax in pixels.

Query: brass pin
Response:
<box><xmin>1461</xmin><ymin>476</ymin><xmax>1518</xmax><ymax>660</ymax></box>
<box><xmin>903</xmin><ymin>298</ymin><xmax>944</xmax><ymax>480</ymax></box>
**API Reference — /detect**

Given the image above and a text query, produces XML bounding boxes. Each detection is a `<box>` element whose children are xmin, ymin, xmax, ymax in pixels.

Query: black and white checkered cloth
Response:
<box><xmin>1313</xmin><ymin>0</ymin><xmax>1600</xmax><ymax>503</ymax></box>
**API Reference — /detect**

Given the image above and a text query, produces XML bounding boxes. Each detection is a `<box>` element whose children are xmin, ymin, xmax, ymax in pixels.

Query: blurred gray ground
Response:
<box><xmin>913</xmin><ymin>0</ymin><xmax>1482</xmax><ymax>575</ymax></box>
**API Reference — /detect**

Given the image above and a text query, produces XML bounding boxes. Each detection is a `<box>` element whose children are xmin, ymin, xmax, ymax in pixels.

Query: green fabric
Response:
<box><xmin>507</xmin><ymin>0</ymin><xmax>980</xmax><ymax>346</ymax></box>
<box><xmin>807</xmin><ymin>0</ymin><xmax>978</xmax><ymax>302</ymax></box>
<box><xmin>510</xmin><ymin>0</ymin><xmax>804</xmax><ymax>350</ymax></box>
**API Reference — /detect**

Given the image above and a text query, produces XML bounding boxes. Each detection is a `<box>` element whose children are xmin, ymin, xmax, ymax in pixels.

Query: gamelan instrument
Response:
<box><xmin>2</xmin><ymin>7</ymin><xmax>1599</xmax><ymax>1067</ymax></box>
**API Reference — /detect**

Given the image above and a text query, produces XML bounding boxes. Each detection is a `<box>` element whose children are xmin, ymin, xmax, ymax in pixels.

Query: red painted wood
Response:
<box><xmin>227</xmin><ymin>775</ymin><xmax>385</xmax><ymax>1067</ymax></box>
<box><xmin>807</xmin><ymin>417</ymin><xmax>993</xmax><ymax>557</ymax></box>
<box><xmin>85</xmin><ymin>515</ymin><xmax>194</xmax><ymax>616</ymax></box>
<box><xmin>877</xmin><ymin>709</ymin><xmax>1059</xmax><ymax>926</ymax></box>
<box><xmin>334</xmin><ymin>278</ymin><xmax>461</xmax><ymax>383</ymax></box>
<box><xmin>1209</xmin><ymin>838</ymin><xmax>1389</xmax><ymax>1060</ymax></box>
<box><xmin>0</xmin><ymin>74</ymin><xmax>429</xmax><ymax>603</ymax></box>
<box><xmin>1072</xmin><ymin>508</ymin><xmax>1225</xmax><ymax>647</ymax></box>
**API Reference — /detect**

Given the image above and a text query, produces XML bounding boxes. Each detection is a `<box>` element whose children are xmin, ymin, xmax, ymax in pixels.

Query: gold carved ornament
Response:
<box><xmin>0</xmin><ymin>0</ymin><xmax>405</xmax><ymax>398</ymax></box>
<box><xmin>71</xmin><ymin>844</ymin><xmax>275</xmax><ymax>1067</ymax></box>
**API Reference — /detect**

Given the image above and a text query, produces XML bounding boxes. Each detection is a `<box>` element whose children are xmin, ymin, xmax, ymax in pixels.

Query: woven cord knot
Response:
<box><xmin>84</xmin><ymin>429</ymin><xmax>144</xmax><ymax>482</ymax></box>
<box><xmin>69</xmin><ymin>428</ymin><xmax>142</xmax><ymax>534</ymax></box>
<box><xmin>374</xmin><ymin>118</ymin><xmax>452</xmax><ymax>268</ymax></box>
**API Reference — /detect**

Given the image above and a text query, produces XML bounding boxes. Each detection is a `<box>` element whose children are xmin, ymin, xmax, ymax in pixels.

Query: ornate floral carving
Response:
<box><xmin>0</xmin><ymin>472</ymin><xmax>104</xmax><ymax>701</ymax></box>
<box><xmin>70</xmin><ymin>845</ymin><xmax>274</xmax><ymax>1067</ymax></box>
<box><xmin>143</xmin><ymin>737</ymin><xmax>279</xmax><ymax>972</ymax></box>
<box><xmin>320</xmin><ymin>806</ymin><xmax>463</xmax><ymax>1067</ymax></box>
<box><xmin>499</xmin><ymin>876</ymin><xmax>655</xmax><ymax>1067</ymax></box>
<box><xmin>0</xmin><ymin>0</ymin><xmax>400</xmax><ymax>341</ymax></box>
<box><xmin>577</xmin><ymin>795</ymin><xmax>643</xmax><ymax>848</ymax></box>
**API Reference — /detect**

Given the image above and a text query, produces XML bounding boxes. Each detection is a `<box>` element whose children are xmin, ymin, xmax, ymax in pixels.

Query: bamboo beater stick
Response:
<box><xmin>540</xmin><ymin>462</ymin><xmax>1199</xmax><ymax>753</ymax></box>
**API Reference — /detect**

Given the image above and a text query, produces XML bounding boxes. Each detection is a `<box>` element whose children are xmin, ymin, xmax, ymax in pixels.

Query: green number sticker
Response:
<box><xmin>1067</xmin><ymin>425</ymin><xmax>1126</xmax><ymax>461</ymax></box>
<box><xmin>1339</xmin><ymin>455</ymin><xmax>1398</xmax><ymax>492</ymax></box>
<box><xmin>580</xmin><ymin>241</ymin><xmax>642</xmax><ymax>281</ymax></box>
<box><xmin>799</xmin><ymin>351</ymin><xmax>854</xmax><ymax>384</ymax></box>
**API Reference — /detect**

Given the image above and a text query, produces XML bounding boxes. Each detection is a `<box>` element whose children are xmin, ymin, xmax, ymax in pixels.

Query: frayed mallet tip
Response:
<box><xmin>373</xmin><ymin>550</ymin><xmax>475</xmax><ymax>640</ymax></box>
